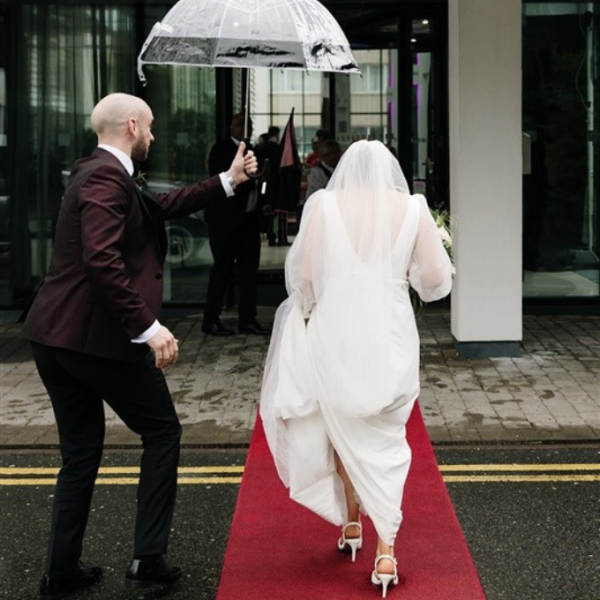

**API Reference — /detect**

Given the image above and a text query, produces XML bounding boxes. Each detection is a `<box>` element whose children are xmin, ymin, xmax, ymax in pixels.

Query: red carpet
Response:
<box><xmin>216</xmin><ymin>403</ymin><xmax>486</xmax><ymax>600</ymax></box>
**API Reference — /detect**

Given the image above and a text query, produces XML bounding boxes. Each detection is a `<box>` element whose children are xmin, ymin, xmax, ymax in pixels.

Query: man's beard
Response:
<box><xmin>131</xmin><ymin>138</ymin><xmax>149</xmax><ymax>163</ymax></box>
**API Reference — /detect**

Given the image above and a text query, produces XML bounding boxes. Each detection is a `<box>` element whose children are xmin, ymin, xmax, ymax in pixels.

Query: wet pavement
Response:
<box><xmin>1</xmin><ymin>307</ymin><xmax>599</xmax><ymax>447</ymax></box>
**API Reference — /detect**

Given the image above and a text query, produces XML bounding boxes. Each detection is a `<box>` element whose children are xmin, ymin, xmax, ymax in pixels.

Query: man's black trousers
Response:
<box><xmin>31</xmin><ymin>343</ymin><xmax>181</xmax><ymax>575</ymax></box>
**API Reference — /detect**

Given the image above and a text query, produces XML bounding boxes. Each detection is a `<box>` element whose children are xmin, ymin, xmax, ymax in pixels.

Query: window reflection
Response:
<box><xmin>3</xmin><ymin>5</ymin><xmax>135</xmax><ymax>304</ymax></box>
<box><xmin>348</xmin><ymin>49</ymin><xmax>392</xmax><ymax>145</ymax></box>
<box><xmin>142</xmin><ymin>63</ymin><xmax>217</xmax><ymax>302</ymax></box>
<box><xmin>253</xmin><ymin>69</ymin><xmax>323</xmax><ymax>158</ymax></box>
<box><xmin>0</xmin><ymin>61</ymin><xmax>7</xmax><ymax>304</ymax></box>
<box><xmin>412</xmin><ymin>18</ymin><xmax>431</xmax><ymax>35</ymax></box>
<box><xmin>522</xmin><ymin>1</ymin><xmax>599</xmax><ymax>298</ymax></box>
<box><xmin>0</xmin><ymin>68</ymin><xmax>5</xmax><ymax>145</ymax></box>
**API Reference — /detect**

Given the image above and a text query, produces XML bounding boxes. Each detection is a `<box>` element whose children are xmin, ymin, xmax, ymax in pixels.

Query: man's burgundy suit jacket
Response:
<box><xmin>22</xmin><ymin>148</ymin><xmax>226</xmax><ymax>361</ymax></box>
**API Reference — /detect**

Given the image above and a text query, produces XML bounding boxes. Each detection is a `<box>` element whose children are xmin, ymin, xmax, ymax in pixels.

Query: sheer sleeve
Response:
<box><xmin>408</xmin><ymin>194</ymin><xmax>453</xmax><ymax>302</ymax></box>
<box><xmin>284</xmin><ymin>191</ymin><xmax>325</xmax><ymax>318</ymax></box>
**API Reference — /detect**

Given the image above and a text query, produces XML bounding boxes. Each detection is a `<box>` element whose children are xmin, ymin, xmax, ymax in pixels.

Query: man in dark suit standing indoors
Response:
<box><xmin>21</xmin><ymin>93</ymin><xmax>257</xmax><ymax>599</ymax></box>
<box><xmin>202</xmin><ymin>113</ymin><xmax>271</xmax><ymax>336</ymax></box>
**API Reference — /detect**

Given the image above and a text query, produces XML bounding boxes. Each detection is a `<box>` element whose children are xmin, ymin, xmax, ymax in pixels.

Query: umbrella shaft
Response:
<box><xmin>244</xmin><ymin>72</ymin><xmax>250</xmax><ymax>139</ymax></box>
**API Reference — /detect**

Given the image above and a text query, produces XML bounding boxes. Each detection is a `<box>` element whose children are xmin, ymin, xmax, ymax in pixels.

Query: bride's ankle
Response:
<box><xmin>347</xmin><ymin>505</ymin><xmax>360</xmax><ymax>522</ymax></box>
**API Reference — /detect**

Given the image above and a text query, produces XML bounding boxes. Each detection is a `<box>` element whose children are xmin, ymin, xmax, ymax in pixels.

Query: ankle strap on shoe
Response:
<box><xmin>374</xmin><ymin>554</ymin><xmax>397</xmax><ymax>568</ymax></box>
<box><xmin>342</xmin><ymin>521</ymin><xmax>362</xmax><ymax>534</ymax></box>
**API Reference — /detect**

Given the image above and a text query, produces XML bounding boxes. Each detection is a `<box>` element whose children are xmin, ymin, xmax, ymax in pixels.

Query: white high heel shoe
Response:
<box><xmin>337</xmin><ymin>521</ymin><xmax>363</xmax><ymax>562</ymax></box>
<box><xmin>371</xmin><ymin>554</ymin><xmax>399</xmax><ymax>598</ymax></box>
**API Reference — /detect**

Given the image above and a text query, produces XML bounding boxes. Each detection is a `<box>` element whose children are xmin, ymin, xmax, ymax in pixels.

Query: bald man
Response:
<box><xmin>21</xmin><ymin>93</ymin><xmax>257</xmax><ymax>599</ymax></box>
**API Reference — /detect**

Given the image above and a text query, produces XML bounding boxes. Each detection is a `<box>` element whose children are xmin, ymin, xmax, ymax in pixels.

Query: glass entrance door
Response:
<box><xmin>522</xmin><ymin>1</ymin><xmax>599</xmax><ymax>300</ymax></box>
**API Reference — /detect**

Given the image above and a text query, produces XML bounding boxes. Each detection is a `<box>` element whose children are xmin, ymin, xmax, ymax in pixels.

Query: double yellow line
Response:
<box><xmin>0</xmin><ymin>466</ymin><xmax>243</xmax><ymax>486</ymax></box>
<box><xmin>1</xmin><ymin>464</ymin><xmax>598</xmax><ymax>486</ymax></box>
<box><xmin>439</xmin><ymin>464</ymin><xmax>600</xmax><ymax>483</ymax></box>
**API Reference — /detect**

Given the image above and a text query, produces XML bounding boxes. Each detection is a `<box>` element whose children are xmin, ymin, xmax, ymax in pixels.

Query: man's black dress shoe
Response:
<box><xmin>39</xmin><ymin>562</ymin><xmax>102</xmax><ymax>599</ymax></box>
<box><xmin>125</xmin><ymin>555</ymin><xmax>181</xmax><ymax>590</ymax></box>
<box><xmin>239</xmin><ymin>319</ymin><xmax>271</xmax><ymax>336</ymax></box>
<box><xmin>201</xmin><ymin>319</ymin><xmax>235</xmax><ymax>336</ymax></box>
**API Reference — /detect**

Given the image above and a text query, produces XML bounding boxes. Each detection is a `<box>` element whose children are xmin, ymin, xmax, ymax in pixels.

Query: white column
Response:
<box><xmin>448</xmin><ymin>0</ymin><xmax>523</xmax><ymax>357</ymax></box>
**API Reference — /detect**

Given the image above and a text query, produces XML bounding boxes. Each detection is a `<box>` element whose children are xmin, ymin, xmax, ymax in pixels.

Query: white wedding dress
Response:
<box><xmin>260</xmin><ymin>140</ymin><xmax>453</xmax><ymax>546</ymax></box>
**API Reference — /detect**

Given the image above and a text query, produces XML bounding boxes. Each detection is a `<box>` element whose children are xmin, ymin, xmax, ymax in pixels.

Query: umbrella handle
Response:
<box><xmin>245</xmin><ymin>157</ymin><xmax>270</xmax><ymax>180</ymax></box>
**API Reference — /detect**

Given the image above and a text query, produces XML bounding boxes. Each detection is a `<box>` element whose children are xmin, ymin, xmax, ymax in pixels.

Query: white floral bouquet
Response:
<box><xmin>430</xmin><ymin>208</ymin><xmax>452</xmax><ymax>258</ymax></box>
<box><xmin>410</xmin><ymin>208</ymin><xmax>454</xmax><ymax>314</ymax></box>
<box><xmin>430</xmin><ymin>208</ymin><xmax>455</xmax><ymax>275</ymax></box>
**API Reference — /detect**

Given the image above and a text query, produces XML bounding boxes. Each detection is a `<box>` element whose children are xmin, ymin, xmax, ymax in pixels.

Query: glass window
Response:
<box><xmin>412</xmin><ymin>52</ymin><xmax>432</xmax><ymax>188</ymax></box>
<box><xmin>253</xmin><ymin>69</ymin><xmax>323</xmax><ymax>158</ymax></box>
<box><xmin>127</xmin><ymin>7</ymin><xmax>217</xmax><ymax>303</ymax></box>
<box><xmin>2</xmin><ymin>5</ymin><xmax>136</xmax><ymax>305</ymax></box>
<box><xmin>249</xmin><ymin>68</ymin><xmax>325</xmax><ymax>273</ymax></box>
<box><xmin>350</xmin><ymin>63</ymin><xmax>384</xmax><ymax>93</ymax></box>
<box><xmin>0</xmin><ymin>3</ymin><xmax>218</xmax><ymax>306</ymax></box>
<box><xmin>271</xmin><ymin>70</ymin><xmax>320</xmax><ymax>94</ymax></box>
<box><xmin>348</xmin><ymin>50</ymin><xmax>392</xmax><ymax>147</ymax></box>
<box><xmin>142</xmin><ymin>62</ymin><xmax>216</xmax><ymax>302</ymax></box>
<box><xmin>141</xmin><ymin>63</ymin><xmax>217</xmax><ymax>303</ymax></box>
<box><xmin>522</xmin><ymin>1</ymin><xmax>599</xmax><ymax>299</ymax></box>
<box><xmin>0</xmin><ymin>13</ymin><xmax>7</xmax><ymax>305</ymax></box>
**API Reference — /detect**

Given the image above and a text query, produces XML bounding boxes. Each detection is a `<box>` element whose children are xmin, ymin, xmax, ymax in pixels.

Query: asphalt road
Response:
<box><xmin>435</xmin><ymin>445</ymin><xmax>600</xmax><ymax>600</ymax></box>
<box><xmin>0</xmin><ymin>449</ymin><xmax>243</xmax><ymax>600</ymax></box>
<box><xmin>1</xmin><ymin>446</ymin><xmax>598</xmax><ymax>600</ymax></box>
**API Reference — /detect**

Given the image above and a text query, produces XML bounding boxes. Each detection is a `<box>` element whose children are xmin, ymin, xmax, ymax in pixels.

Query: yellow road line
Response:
<box><xmin>178</xmin><ymin>477</ymin><xmax>242</xmax><ymax>485</ymax></box>
<box><xmin>0</xmin><ymin>476</ymin><xmax>243</xmax><ymax>486</ymax></box>
<box><xmin>443</xmin><ymin>474</ymin><xmax>600</xmax><ymax>483</ymax></box>
<box><xmin>3</xmin><ymin>464</ymin><xmax>599</xmax><ymax>476</ymax></box>
<box><xmin>439</xmin><ymin>464</ymin><xmax>600</xmax><ymax>472</ymax></box>
<box><xmin>0</xmin><ymin>466</ymin><xmax>244</xmax><ymax>476</ymax></box>
<box><xmin>1</xmin><ymin>474</ymin><xmax>597</xmax><ymax>485</ymax></box>
<box><xmin>1</xmin><ymin>465</ymin><xmax>599</xmax><ymax>486</ymax></box>
<box><xmin>179</xmin><ymin>467</ymin><xmax>244</xmax><ymax>474</ymax></box>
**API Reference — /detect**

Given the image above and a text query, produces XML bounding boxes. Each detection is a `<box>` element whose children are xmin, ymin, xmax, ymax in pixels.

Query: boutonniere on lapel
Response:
<box><xmin>133</xmin><ymin>170</ymin><xmax>148</xmax><ymax>190</ymax></box>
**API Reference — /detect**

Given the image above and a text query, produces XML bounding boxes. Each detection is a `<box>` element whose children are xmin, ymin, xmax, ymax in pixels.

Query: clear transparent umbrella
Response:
<box><xmin>137</xmin><ymin>0</ymin><xmax>360</xmax><ymax>84</ymax></box>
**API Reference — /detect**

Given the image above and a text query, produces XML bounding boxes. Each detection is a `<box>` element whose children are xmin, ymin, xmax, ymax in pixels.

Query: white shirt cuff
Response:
<box><xmin>132</xmin><ymin>320</ymin><xmax>161</xmax><ymax>343</ymax></box>
<box><xmin>219</xmin><ymin>172</ymin><xmax>235</xmax><ymax>197</ymax></box>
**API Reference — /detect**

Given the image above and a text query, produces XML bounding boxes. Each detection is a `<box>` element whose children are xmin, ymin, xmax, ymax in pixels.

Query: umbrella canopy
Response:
<box><xmin>137</xmin><ymin>0</ymin><xmax>360</xmax><ymax>84</ymax></box>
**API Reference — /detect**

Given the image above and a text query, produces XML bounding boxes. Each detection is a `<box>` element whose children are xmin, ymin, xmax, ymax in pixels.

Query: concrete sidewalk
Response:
<box><xmin>1</xmin><ymin>307</ymin><xmax>599</xmax><ymax>447</ymax></box>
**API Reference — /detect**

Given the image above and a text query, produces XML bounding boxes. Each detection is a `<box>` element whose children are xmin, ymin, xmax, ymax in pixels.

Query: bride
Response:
<box><xmin>260</xmin><ymin>139</ymin><xmax>453</xmax><ymax>597</ymax></box>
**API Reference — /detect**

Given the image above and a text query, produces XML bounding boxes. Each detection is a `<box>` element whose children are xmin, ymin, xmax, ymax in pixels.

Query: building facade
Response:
<box><xmin>0</xmin><ymin>0</ymin><xmax>598</xmax><ymax>355</ymax></box>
